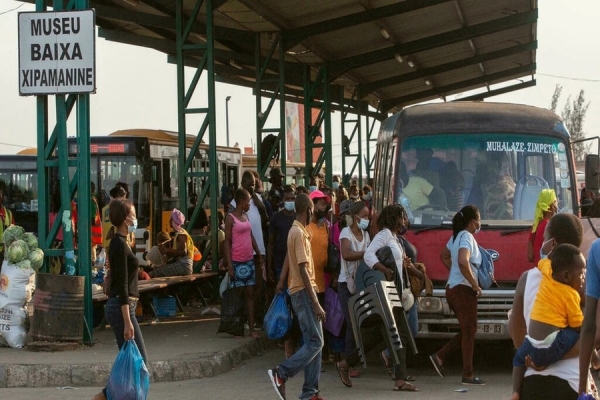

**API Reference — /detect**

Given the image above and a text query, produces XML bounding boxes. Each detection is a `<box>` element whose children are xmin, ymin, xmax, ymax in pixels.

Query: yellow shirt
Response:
<box><xmin>403</xmin><ymin>176</ymin><xmax>433</xmax><ymax>209</ymax></box>
<box><xmin>530</xmin><ymin>259</ymin><xmax>583</xmax><ymax>328</ymax></box>
<box><xmin>307</xmin><ymin>221</ymin><xmax>328</xmax><ymax>293</ymax></box>
<box><xmin>287</xmin><ymin>221</ymin><xmax>316</xmax><ymax>295</ymax></box>
<box><xmin>101</xmin><ymin>204</ymin><xmax>112</xmax><ymax>249</ymax></box>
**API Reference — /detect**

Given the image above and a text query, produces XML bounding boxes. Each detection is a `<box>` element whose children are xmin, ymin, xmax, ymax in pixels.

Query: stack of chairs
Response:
<box><xmin>348</xmin><ymin>281</ymin><xmax>417</xmax><ymax>368</ymax></box>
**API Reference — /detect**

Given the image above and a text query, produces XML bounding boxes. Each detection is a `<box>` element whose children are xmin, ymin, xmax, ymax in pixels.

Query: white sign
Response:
<box><xmin>18</xmin><ymin>10</ymin><xmax>96</xmax><ymax>95</ymax></box>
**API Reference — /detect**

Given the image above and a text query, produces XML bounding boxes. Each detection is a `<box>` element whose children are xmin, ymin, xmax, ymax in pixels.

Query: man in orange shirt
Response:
<box><xmin>268</xmin><ymin>193</ymin><xmax>326</xmax><ymax>400</ymax></box>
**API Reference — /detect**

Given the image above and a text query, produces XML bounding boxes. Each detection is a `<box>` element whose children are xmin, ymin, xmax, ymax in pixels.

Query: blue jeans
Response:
<box><xmin>105</xmin><ymin>297</ymin><xmax>148</xmax><ymax>364</ymax></box>
<box><xmin>278</xmin><ymin>289</ymin><xmax>324</xmax><ymax>400</ymax></box>
<box><xmin>513</xmin><ymin>327</ymin><xmax>579</xmax><ymax>367</ymax></box>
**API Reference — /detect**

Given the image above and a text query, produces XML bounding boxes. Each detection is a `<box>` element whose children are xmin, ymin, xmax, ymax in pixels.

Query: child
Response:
<box><xmin>268</xmin><ymin>193</ymin><xmax>326</xmax><ymax>400</ymax></box>
<box><xmin>511</xmin><ymin>243</ymin><xmax>586</xmax><ymax>400</ymax></box>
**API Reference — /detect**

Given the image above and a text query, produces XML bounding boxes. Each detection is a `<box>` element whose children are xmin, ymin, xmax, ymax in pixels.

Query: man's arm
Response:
<box><xmin>299</xmin><ymin>261</ymin><xmax>325</xmax><ymax>322</ymax></box>
<box><xmin>579</xmin><ymin>296</ymin><xmax>598</xmax><ymax>394</ymax></box>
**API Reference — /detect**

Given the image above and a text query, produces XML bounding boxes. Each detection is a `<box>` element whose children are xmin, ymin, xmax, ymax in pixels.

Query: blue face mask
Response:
<box><xmin>539</xmin><ymin>238</ymin><xmax>553</xmax><ymax>260</ymax></box>
<box><xmin>128</xmin><ymin>218</ymin><xmax>138</xmax><ymax>233</ymax></box>
<box><xmin>284</xmin><ymin>201</ymin><xmax>295</xmax><ymax>211</ymax></box>
<box><xmin>332</xmin><ymin>182</ymin><xmax>340</xmax><ymax>190</ymax></box>
<box><xmin>309</xmin><ymin>185</ymin><xmax>317</xmax><ymax>192</ymax></box>
<box><xmin>357</xmin><ymin>218</ymin><xmax>369</xmax><ymax>231</ymax></box>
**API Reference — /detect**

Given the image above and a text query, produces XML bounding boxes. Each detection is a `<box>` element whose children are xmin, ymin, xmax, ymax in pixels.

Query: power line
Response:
<box><xmin>0</xmin><ymin>2</ymin><xmax>25</xmax><ymax>17</ymax></box>
<box><xmin>538</xmin><ymin>73</ymin><xmax>600</xmax><ymax>83</ymax></box>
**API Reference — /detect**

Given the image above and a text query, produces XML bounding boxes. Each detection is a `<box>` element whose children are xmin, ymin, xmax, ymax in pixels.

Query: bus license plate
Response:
<box><xmin>477</xmin><ymin>323</ymin><xmax>503</xmax><ymax>334</ymax></box>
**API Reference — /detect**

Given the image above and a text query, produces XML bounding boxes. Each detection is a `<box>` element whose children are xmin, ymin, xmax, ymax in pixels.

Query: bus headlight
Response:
<box><xmin>417</xmin><ymin>296</ymin><xmax>443</xmax><ymax>313</ymax></box>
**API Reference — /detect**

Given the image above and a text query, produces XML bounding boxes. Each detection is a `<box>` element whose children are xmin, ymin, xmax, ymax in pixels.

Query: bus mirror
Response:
<box><xmin>585</xmin><ymin>154</ymin><xmax>600</xmax><ymax>191</ymax></box>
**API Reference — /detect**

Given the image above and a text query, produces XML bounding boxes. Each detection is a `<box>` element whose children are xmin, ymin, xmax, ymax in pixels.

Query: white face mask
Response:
<box><xmin>357</xmin><ymin>218</ymin><xmax>369</xmax><ymax>231</ymax></box>
<box><xmin>128</xmin><ymin>218</ymin><xmax>138</xmax><ymax>233</ymax></box>
<box><xmin>332</xmin><ymin>182</ymin><xmax>340</xmax><ymax>190</ymax></box>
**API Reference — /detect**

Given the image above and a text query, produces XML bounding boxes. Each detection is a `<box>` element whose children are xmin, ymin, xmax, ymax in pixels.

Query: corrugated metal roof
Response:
<box><xmin>60</xmin><ymin>0</ymin><xmax>538</xmax><ymax>114</ymax></box>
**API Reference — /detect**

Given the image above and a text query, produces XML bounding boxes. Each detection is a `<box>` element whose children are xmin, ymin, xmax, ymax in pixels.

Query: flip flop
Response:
<box><xmin>393</xmin><ymin>382</ymin><xmax>419</xmax><ymax>392</ymax></box>
<box><xmin>336</xmin><ymin>362</ymin><xmax>353</xmax><ymax>387</ymax></box>
<box><xmin>380</xmin><ymin>351</ymin><xmax>393</xmax><ymax>378</ymax></box>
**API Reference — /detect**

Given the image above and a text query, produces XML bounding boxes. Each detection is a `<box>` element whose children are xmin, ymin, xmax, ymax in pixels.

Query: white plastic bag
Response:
<box><xmin>0</xmin><ymin>261</ymin><xmax>35</xmax><ymax>309</ymax></box>
<box><xmin>0</xmin><ymin>306</ymin><xmax>27</xmax><ymax>348</ymax></box>
<box><xmin>219</xmin><ymin>274</ymin><xmax>230</xmax><ymax>298</ymax></box>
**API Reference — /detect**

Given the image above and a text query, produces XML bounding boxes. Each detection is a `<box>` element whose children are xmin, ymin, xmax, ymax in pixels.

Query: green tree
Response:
<box><xmin>550</xmin><ymin>84</ymin><xmax>590</xmax><ymax>161</ymax></box>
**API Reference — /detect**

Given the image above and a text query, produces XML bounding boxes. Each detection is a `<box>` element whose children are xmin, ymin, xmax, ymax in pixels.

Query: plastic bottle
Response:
<box><xmin>97</xmin><ymin>248</ymin><xmax>106</xmax><ymax>269</ymax></box>
<box><xmin>399</xmin><ymin>192</ymin><xmax>414</xmax><ymax>223</ymax></box>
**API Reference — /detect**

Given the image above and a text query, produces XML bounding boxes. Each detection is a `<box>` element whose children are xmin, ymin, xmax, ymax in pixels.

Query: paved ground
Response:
<box><xmin>0</xmin><ymin>305</ymin><xmax>269</xmax><ymax>388</ymax></box>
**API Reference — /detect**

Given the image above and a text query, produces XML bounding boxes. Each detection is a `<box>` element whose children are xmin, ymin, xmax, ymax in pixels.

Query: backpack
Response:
<box><xmin>477</xmin><ymin>246</ymin><xmax>496</xmax><ymax>289</ymax></box>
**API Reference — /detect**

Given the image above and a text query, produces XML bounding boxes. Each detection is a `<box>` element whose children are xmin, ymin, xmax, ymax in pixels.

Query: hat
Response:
<box><xmin>171</xmin><ymin>208</ymin><xmax>186</xmax><ymax>231</ymax></box>
<box><xmin>147</xmin><ymin>246</ymin><xmax>166</xmax><ymax>267</ymax></box>
<box><xmin>339</xmin><ymin>199</ymin><xmax>354</xmax><ymax>215</ymax></box>
<box><xmin>309</xmin><ymin>190</ymin><xmax>331</xmax><ymax>204</ymax></box>
<box><xmin>156</xmin><ymin>231</ymin><xmax>171</xmax><ymax>246</ymax></box>
<box><xmin>270</xmin><ymin>167</ymin><xmax>285</xmax><ymax>178</ymax></box>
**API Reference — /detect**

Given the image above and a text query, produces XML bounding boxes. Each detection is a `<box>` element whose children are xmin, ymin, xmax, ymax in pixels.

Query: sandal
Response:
<box><xmin>380</xmin><ymin>351</ymin><xmax>393</xmax><ymax>378</ymax></box>
<box><xmin>393</xmin><ymin>381</ymin><xmax>419</xmax><ymax>392</ymax></box>
<box><xmin>336</xmin><ymin>362</ymin><xmax>353</xmax><ymax>387</ymax></box>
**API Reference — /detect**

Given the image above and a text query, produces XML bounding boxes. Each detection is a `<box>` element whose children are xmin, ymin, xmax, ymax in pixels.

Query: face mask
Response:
<box><xmin>350</xmin><ymin>195</ymin><xmax>359</xmax><ymax>200</ymax></box>
<box><xmin>473</xmin><ymin>220</ymin><xmax>481</xmax><ymax>234</ymax></box>
<box><xmin>399</xmin><ymin>225</ymin><xmax>407</xmax><ymax>235</ymax></box>
<box><xmin>284</xmin><ymin>201</ymin><xmax>295</xmax><ymax>211</ymax></box>
<box><xmin>128</xmin><ymin>218</ymin><xmax>138</xmax><ymax>233</ymax></box>
<box><xmin>362</xmin><ymin>193</ymin><xmax>372</xmax><ymax>201</ymax></box>
<box><xmin>357</xmin><ymin>218</ymin><xmax>369</xmax><ymax>231</ymax></box>
<box><xmin>309</xmin><ymin>185</ymin><xmax>317</xmax><ymax>192</ymax></box>
<box><xmin>332</xmin><ymin>182</ymin><xmax>340</xmax><ymax>190</ymax></box>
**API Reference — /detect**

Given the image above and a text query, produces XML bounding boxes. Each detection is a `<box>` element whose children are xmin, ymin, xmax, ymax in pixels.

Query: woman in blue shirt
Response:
<box><xmin>429</xmin><ymin>204</ymin><xmax>485</xmax><ymax>386</ymax></box>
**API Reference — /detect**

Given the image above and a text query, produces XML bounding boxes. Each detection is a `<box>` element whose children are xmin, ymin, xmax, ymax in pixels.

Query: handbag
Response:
<box><xmin>105</xmin><ymin>339</ymin><xmax>150</xmax><ymax>400</ymax></box>
<box><xmin>217</xmin><ymin>285</ymin><xmax>246</xmax><ymax>337</ymax></box>
<box><xmin>400</xmin><ymin>266</ymin><xmax>415</xmax><ymax>310</ymax></box>
<box><xmin>325</xmin><ymin>224</ymin><xmax>341</xmax><ymax>274</ymax></box>
<box><xmin>322</xmin><ymin>286</ymin><xmax>344</xmax><ymax>336</ymax></box>
<box><xmin>263</xmin><ymin>292</ymin><xmax>292</xmax><ymax>340</ymax></box>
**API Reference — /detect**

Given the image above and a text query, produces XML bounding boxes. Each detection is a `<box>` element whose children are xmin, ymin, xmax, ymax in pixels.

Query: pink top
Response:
<box><xmin>229</xmin><ymin>213</ymin><xmax>254</xmax><ymax>262</ymax></box>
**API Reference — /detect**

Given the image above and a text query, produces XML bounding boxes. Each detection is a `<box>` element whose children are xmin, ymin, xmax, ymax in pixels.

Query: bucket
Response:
<box><xmin>31</xmin><ymin>274</ymin><xmax>84</xmax><ymax>342</ymax></box>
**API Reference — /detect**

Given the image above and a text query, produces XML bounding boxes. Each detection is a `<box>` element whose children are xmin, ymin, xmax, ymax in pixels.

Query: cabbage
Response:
<box><xmin>16</xmin><ymin>259</ymin><xmax>31</xmax><ymax>270</ymax></box>
<box><xmin>3</xmin><ymin>225</ymin><xmax>25</xmax><ymax>247</ymax></box>
<box><xmin>7</xmin><ymin>240</ymin><xmax>29</xmax><ymax>264</ymax></box>
<box><xmin>28</xmin><ymin>248</ymin><xmax>44</xmax><ymax>270</ymax></box>
<box><xmin>22</xmin><ymin>233</ymin><xmax>38</xmax><ymax>251</ymax></box>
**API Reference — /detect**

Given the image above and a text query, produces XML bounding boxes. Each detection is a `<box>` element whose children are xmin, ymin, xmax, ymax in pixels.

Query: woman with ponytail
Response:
<box><xmin>527</xmin><ymin>189</ymin><xmax>557</xmax><ymax>264</ymax></box>
<box><xmin>429</xmin><ymin>204</ymin><xmax>486</xmax><ymax>386</ymax></box>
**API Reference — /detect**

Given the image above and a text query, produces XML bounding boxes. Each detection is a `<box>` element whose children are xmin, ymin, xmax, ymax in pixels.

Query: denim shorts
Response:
<box><xmin>230</xmin><ymin>260</ymin><xmax>256</xmax><ymax>288</ymax></box>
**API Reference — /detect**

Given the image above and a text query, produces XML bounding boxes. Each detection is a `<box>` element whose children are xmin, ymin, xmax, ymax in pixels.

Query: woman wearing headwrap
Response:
<box><xmin>527</xmin><ymin>189</ymin><xmax>558</xmax><ymax>264</ymax></box>
<box><xmin>149</xmin><ymin>208</ymin><xmax>194</xmax><ymax>277</ymax></box>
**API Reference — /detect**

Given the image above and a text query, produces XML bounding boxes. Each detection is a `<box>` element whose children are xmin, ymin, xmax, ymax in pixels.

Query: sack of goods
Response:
<box><xmin>0</xmin><ymin>225</ymin><xmax>43</xmax><ymax>348</ymax></box>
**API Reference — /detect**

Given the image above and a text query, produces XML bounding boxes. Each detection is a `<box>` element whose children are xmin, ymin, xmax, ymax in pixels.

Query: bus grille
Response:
<box><xmin>475</xmin><ymin>297</ymin><xmax>512</xmax><ymax>318</ymax></box>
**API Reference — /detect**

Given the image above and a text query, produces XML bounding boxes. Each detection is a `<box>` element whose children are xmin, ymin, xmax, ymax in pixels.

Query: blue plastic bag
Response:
<box><xmin>264</xmin><ymin>292</ymin><xmax>292</xmax><ymax>340</ymax></box>
<box><xmin>106</xmin><ymin>339</ymin><xmax>150</xmax><ymax>400</ymax></box>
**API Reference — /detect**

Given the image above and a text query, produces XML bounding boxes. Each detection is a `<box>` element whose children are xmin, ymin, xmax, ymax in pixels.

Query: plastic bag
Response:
<box><xmin>322</xmin><ymin>287</ymin><xmax>344</xmax><ymax>336</ymax></box>
<box><xmin>263</xmin><ymin>292</ymin><xmax>292</xmax><ymax>340</ymax></box>
<box><xmin>106</xmin><ymin>339</ymin><xmax>150</xmax><ymax>400</ymax></box>
<box><xmin>217</xmin><ymin>287</ymin><xmax>245</xmax><ymax>337</ymax></box>
<box><xmin>264</xmin><ymin>293</ymin><xmax>291</xmax><ymax>340</ymax></box>
<box><xmin>219</xmin><ymin>274</ymin><xmax>230</xmax><ymax>298</ymax></box>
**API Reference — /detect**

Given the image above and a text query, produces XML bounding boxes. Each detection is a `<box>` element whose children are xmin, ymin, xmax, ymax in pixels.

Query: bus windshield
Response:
<box><xmin>399</xmin><ymin>133</ymin><xmax>574</xmax><ymax>226</ymax></box>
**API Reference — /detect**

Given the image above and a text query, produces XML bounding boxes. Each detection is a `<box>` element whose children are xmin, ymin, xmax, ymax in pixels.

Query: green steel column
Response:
<box><xmin>279</xmin><ymin>35</ymin><xmax>286</xmax><ymax>184</ymax></box>
<box><xmin>206</xmin><ymin>0</ymin><xmax>218</xmax><ymax>270</ymax></box>
<box><xmin>303</xmin><ymin>65</ymin><xmax>312</xmax><ymax>188</ymax></box>
<box><xmin>322</xmin><ymin>66</ymin><xmax>332</xmax><ymax>187</ymax></box>
<box><xmin>176</xmin><ymin>0</ymin><xmax>187</xmax><ymax>213</ymax></box>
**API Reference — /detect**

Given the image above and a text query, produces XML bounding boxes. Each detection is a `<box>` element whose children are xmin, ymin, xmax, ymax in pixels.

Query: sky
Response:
<box><xmin>1</xmin><ymin>0</ymin><xmax>600</xmax><ymax>170</ymax></box>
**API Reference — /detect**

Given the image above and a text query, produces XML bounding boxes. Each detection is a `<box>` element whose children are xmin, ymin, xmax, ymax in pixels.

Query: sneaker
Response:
<box><xmin>308</xmin><ymin>395</ymin><xmax>325</xmax><ymax>400</ymax></box>
<box><xmin>462</xmin><ymin>377</ymin><xmax>486</xmax><ymax>385</ymax></box>
<box><xmin>429</xmin><ymin>354</ymin><xmax>444</xmax><ymax>378</ymax></box>
<box><xmin>268</xmin><ymin>367</ymin><xmax>286</xmax><ymax>400</ymax></box>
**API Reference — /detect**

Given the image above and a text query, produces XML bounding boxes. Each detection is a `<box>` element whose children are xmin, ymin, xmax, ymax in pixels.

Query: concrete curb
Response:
<box><xmin>0</xmin><ymin>336</ymin><xmax>270</xmax><ymax>388</ymax></box>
